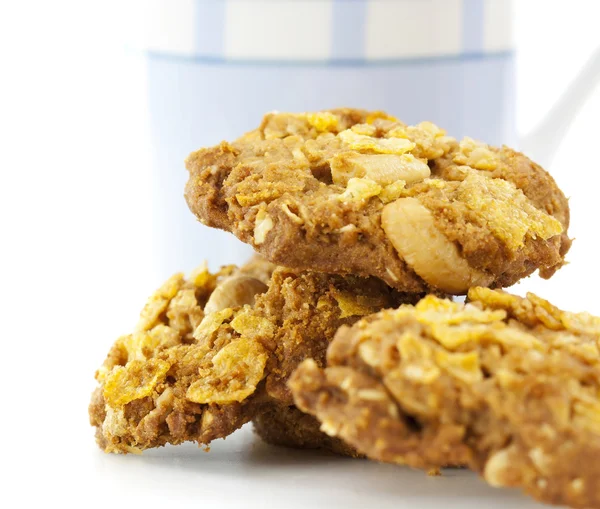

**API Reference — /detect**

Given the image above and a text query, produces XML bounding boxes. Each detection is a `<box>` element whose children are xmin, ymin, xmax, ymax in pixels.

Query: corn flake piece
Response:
<box><xmin>316</xmin><ymin>296</ymin><xmax>332</xmax><ymax>311</ymax></box>
<box><xmin>429</xmin><ymin>323</ymin><xmax>489</xmax><ymax>349</ymax></box>
<box><xmin>567</xmin><ymin>340</ymin><xmax>600</xmax><ymax>362</ymax></box>
<box><xmin>414</xmin><ymin>294</ymin><xmax>464</xmax><ymax>314</ymax></box>
<box><xmin>330</xmin><ymin>152</ymin><xmax>430</xmax><ymax>187</ymax></box>
<box><xmin>339</xmin><ymin>129</ymin><xmax>415</xmax><ymax>155</ymax></box>
<box><xmin>187</xmin><ymin>337</ymin><xmax>268</xmax><ymax>404</ymax></box>
<box><xmin>350</xmin><ymin>123</ymin><xmax>377</xmax><ymax>136</ymax></box>
<box><xmin>122</xmin><ymin>331</ymin><xmax>161</xmax><ymax>362</ymax></box>
<box><xmin>453</xmin><ymin>137</ymin><xmax>498</xmax><ymax>170</ymax></box>
<box><xmin>338</xmin><ymin>178</ymin><xmax>382</xmax><ymax>203</ymax></box>
<box><xmin>435</xmin><ymin>349</ymin><xmax>482</xmax><ymax>383</ymax></box>
<box><xmin>95</xmin><ymin>365</ymin><xmax>111</xmax><ymax>383</ymax></box>
<box><xmin>149</xmin><ymin>324</ymin><xmax>181</xmax><ymax>349</ymax></box>
<box><xmin>136</xmin><ymin>274</ymin><xmax>185</xmax><ymax>332</ymax></box>
<box><xmin>457</xmin><ymin>173</ymin><xmax>563</xmax><ymax>250</ymax></box>
<box><xmin>561</xmin><ymin>311</ymin><xmax>600</xmax><ymax>336</ymax></box>
<box><xmin>366</xmin><ymin>111</ymin><xmax>399</xmax><ymax>124</ymax></box>
<box><xmin>263</xmin><ymin>112</ymin><xmax>340</xmax><ymax>138</ymax></box>
<box><xmin>332</xmin><ymin>289</ymin><xmax>389</xmax><ymax>318</ymax></box>
<box><xmin>167</xmin><ymin>287</ymin><xmax>204</xmax><ymax>331</ymax></box>
<box><xmin>230</xmin><ymin>310</ymin><xmax>276</xmax><ymax>339</ymax></box>
<box><xmin>306</xmin><ymin>112</ymin><xmax>339</xmax><ymax>132</ymax></box>
<box><xmin>380</xmin><ymin>180</ymin><xmax>407</xmax><ymax>204</ymax></box>
<box><xmin>468</xmin><ymin>286</ymin><xmax>521</xmax><ymax>310</ymax></box>
<box><xmin>493</xmin><ymin>327</ymin><xmax>545</xmax><ymax>350</ymax></box>
<box><xmin>193</xmin><ymin>308</ymin><xmax>234</xmax><ymax>341</ymax></box>
<box><xmin>190</xmin><ymin>261</ymin><xmax>213</xmax><ymax>288</ymax></box>
<box><xmin>413</xmin><ymin>295</ymin><xmax>506</xmax><ymax>326</ymax></box>
<box><xmin>104</xmin><ymin>358</ymin><xmax>171</xmax><ymax>407</ymax></box>
<box><xmin>388</xmin><ymin>122</ymin><xmax>453</xmax><ymax>159</ymax></box>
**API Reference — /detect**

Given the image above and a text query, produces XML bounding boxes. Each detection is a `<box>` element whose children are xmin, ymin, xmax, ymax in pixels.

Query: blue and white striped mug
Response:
<box><xmin>134</xmin><ymin>0</ymin><xmax>515</xmax><ymax>277</ymax></box>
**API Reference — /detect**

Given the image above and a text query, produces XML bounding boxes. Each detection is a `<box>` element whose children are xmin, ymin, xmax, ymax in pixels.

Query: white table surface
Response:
<box><xmin>52</xmin><ymin>425</ymin><xmax>548</xmax><ymax>509</ymax></box>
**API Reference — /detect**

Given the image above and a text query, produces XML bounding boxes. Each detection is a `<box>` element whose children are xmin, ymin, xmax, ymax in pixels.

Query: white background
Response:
<box><xmin>1</xmin><ymin>1</ymin><xmax>599</xmax><ymax>508</ymax></box>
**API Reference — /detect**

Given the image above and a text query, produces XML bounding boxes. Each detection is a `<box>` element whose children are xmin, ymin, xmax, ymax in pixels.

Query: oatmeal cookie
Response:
<box><xmin>185</xmin><ymin>109</ymin><xmax>571</xmax><ymax>294</ymax></box>
<box><xmin>290</xmin><ymin>289</ymin><xmax>600</xmax><ymax>508</ymax></box>
<box><xmin>89</xmin><ymin>260</ymin><xmax>419</xmax><ymax>453</ymax></box>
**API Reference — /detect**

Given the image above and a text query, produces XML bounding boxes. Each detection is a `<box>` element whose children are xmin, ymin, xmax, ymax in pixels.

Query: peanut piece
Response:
<box><xmin>203</xmin><ymin>276</ymin><xmax>267</xmax><ymax>314</ymax></box>
<box><xmin>381</xmin><ymin>198</ymin><xmax>493</xmax><ymax>293</ymax></box>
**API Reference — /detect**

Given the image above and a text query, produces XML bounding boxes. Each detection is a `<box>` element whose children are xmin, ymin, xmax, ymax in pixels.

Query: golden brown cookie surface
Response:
<box><xmin>89</xmin><ymin>259</ymin><xmax>419</xmax><ymax>453</ymax></box>
<box><xmin>185</xmin><ymin>109</ymin><xmax>570</xmax><ymax>294</ymax></box>
<box><xmin>290</xmin><ymin>289</ymin><xmax>600</xmax><ymax>509</ymax></box>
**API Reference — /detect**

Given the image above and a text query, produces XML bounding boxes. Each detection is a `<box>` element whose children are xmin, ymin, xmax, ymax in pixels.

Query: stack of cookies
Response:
<box><xmin>90</xmin><ymin>109</ymin><xmax>600</xmax><ymax>509</ymax></box>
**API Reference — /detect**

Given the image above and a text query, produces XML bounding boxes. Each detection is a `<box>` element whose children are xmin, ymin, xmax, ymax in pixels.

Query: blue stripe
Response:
<box><xmin>462</xmin><ymin>0</ymin><xmax>485</xmax><ymax>53</ymax></box>
<box><xmin>146</xmin><ymin>50</ymin><xmax>514</xmax><ymax>68</ymax></box>
<box><xmin>331</xmin><ymin>0</ymin><xmax>367</xmax><ymax>60</ymax></box>
<box><xmin>193</xmin><ymin>0</ymin><xmax>225</xmax><ymax>57</ymax></box>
